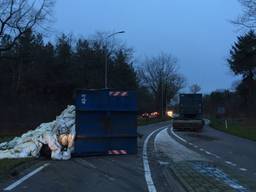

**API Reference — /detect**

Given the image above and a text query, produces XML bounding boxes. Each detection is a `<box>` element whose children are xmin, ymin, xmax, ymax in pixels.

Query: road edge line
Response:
<box><xmin>170</xmin><ymin>127</ymin><xmax>187</xmax><ymax>143</ymax></box>
<box><xmin>143</xmin><ymin>126</ymin><xmax>167</xmax><ymax>192</ymax></box>
<box><xmin>4</xmin><ymin>163</ymin><xmax>50</xmax><ymax>191</ymax></box>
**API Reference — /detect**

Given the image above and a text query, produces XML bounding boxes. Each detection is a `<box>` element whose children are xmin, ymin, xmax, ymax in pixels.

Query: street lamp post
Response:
<box><xmin>161</xmin><ymin>80</ymin><xmax>164</xmax><ymax>118</ymax></box>
<box><xmin>104</xmin><ymin>31</ymin><xmax>125</xmax><ymax>89</ymax></box>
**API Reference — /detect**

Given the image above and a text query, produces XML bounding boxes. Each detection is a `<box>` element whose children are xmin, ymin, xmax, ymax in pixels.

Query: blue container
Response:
<box><xmin>74</xmin><ymin>89</ymin><xmax>137</xmax><ymax>156</ymax></box>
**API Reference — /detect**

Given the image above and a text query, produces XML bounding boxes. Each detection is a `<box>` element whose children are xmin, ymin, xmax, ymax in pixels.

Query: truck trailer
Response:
<box><xmin>173</xmin><ymin>94</ymin><xmax>204</xmax><ymax>131</ymax></box>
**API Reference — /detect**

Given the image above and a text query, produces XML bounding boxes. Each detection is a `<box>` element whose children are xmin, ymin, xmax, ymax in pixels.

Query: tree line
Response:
<box><xmin>0</xmin><ymin>29</ymin><xmax>134</xmax><ymax>134</ymax></box>
<box><xmin>0</xmin><ymin>30</ymin><xmax>184</xmax><ymax>134</ymax></box>
<box><xmin>204</xmin><ymin>0</ymin><xmax>256</xmax><ymax>118</ymax></box>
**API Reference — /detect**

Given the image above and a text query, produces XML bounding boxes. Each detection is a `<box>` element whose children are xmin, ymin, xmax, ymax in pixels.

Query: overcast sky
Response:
<box><xmin>53</xmin><ymin>0</ymin><xmax>242</xmax><ymax>93</ymax></box>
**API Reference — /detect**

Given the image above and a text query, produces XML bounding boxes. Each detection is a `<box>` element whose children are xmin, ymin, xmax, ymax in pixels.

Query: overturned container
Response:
<box><xmin>74</xmin><ymin>89</ymin><xmax>137</xmax><ymax>156</ymax></box>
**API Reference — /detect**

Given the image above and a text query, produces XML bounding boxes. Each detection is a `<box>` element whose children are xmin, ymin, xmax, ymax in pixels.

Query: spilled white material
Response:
<box><xmin>155</xmin><ymin>128</ymin><xmax>206</xmax><ymax>162</ymax></box>
<box><xmin>0</xmin><ymin>106</ymin><xmax>76</xmax><ymax>160</ymax></box>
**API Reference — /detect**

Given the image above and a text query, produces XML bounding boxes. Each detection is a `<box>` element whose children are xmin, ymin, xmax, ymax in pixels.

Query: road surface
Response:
<box><xmin>1</xmin><ymin>122</ymin><xmax>184</xmax><ymax>192</ymax></box>
<box><xmin>1</xmin><ymin>121</ymin><xmax>255</xmax><ymax>192</ymax></box>
<box><xmin>172</xmin><ymin>124</ymin><xmax>256</xmax><ymax>190</ymax></box>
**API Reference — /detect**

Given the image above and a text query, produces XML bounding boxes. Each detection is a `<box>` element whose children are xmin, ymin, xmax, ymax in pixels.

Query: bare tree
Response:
<box><xmin>0</xmin><ymin>0</ymin><xmax>55</xmax><ymax>53</ymax></box>
<box><xmin>233</xmin><ymin>0</ymin><xmax>256</xmax><ymax>29</ymax></box>
<box><xmin>190</xmin><ymin>84</ymin><xmax>201</xmax><ymax>93</ymax></box>
<box><xmin>139</xmin><ymin>53</ymin><xmax>186</xmax><ymax>116</ymax></box>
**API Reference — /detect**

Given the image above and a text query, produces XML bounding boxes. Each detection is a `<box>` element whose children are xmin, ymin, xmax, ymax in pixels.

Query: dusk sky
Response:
<box><xmin>53</xmin><ymin>0</ymin><xmax>242</xmax><ymax>93</ymax></box>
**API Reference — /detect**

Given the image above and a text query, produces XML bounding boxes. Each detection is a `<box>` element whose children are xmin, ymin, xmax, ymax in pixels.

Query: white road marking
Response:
<box><xmin>170</xmin><ymin>127</ymin><xmax>251</xmax><ymax>175</ymax></box>
<box><xmin>143</xmin><ymin>126</ymin><xmax>167</xmax><ymax>192</ymax></box>
<box><xmin>225</xmin><ymin>161</ymin><xmax>237</xmax><ymax>167</ymax></box>
<box><xmin>214</xmin><ymin>155</ymin><xmax>221</xmax><ymax>159</ymax></box>
<box><xmin>170</xmin><ymin>129</ymin><xmax>221</xmax><ymax>160</ymax></box>
<box><xmin>105</xmin><ymin>175</ymin><xmax>115</xmax><ymax>181</ymax></box>
<box><xmin>239</xmin><ymin>168</ymin><xmax>247</xmax><ymax>172</ymax></box>
<box><xmin>4</xmin><ymin>163</ymin><xmax>49</xmax><ymax>191</ymax></box>
<box><xmin>74</xmin><ymin>158</ymin><xmax>97</xmax><ymax>169</ymax></box>
<box><xmin>158</xmin><ymin>161</ymin><xmax>169</xmax><ymax>165</ymax></box>
<box><xmin>83</xmin><ymin>160</ymin><xmax>97</xmax><ymax>169</ymax></box>
<box><xmin>194</xmin><ymin>164</ymin><xmax>248</xmax><ymax>191</ymax></box>
<box><xmin>170</xmin><ymin>127</ymin><xmax>187</xmax><ymax>143</ymax></box>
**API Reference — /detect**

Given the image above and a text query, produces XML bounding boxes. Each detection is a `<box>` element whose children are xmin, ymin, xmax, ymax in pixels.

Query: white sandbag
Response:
<box><xmin>51</xmin><ymin>148</ymin><xmax>63</xmax><ymax>160</ymax></box>
<box><xmin>62</xmin><ymin>149</ymin><xmax>71</xmax><ymax>160</ymax></box>
<box><xmin>0</xmin><ymin>105</ymin><xmax>76</xmax><ymax>160</ymax></box>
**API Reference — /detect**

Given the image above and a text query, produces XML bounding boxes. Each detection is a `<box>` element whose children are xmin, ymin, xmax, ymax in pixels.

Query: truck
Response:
<box><xmin>173</xmin><ymin>93</ymin><xmax>204</xmax><ymax>131</ymax></box>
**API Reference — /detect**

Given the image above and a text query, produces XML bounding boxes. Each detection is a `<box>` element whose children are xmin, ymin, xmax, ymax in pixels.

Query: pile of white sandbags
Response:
<box><xmin>0</xmin><ymin>105</ymin><xmax>76</xmax><ymax>160</ymax></box>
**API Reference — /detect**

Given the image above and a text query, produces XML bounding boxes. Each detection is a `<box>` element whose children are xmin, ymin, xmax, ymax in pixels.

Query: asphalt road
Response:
<box><xmin>2</xmin><ymin>122</ymin><xmax>255</xmax><ymax>192</ymax></box>
<box><xmin>173</xmin><ymin>124</ymin><xmax>256</xmax><ymax>190</ymax></box>
<box><xmin>174</xmin><ymin>125</ymin><xmax>256</xmax><ymax>179</ymax></box>
<box><xmin>1</xmin><ymin>121</ymin><xmax>184</xmax><ymax>192</ymax></box>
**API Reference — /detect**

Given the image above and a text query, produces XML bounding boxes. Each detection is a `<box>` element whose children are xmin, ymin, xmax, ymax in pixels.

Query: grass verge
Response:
<box><xmin>0</xmin><ymin>136</ymin><xmax>35</xmax><ymax>183</ymax></box>
<box><xmin>0</xmin><ymin>158</ymin><xmax>34</xmax><ymax>183</ymax></box>
<box><xmin>210</xmin><ymin>118</ymin><xmax>256</xmax><ymax>141</ymax></box>
<box><xmin>0</xmin><ymin>136</ymin><xmax>14</xmax><ymax>143</ymax></box>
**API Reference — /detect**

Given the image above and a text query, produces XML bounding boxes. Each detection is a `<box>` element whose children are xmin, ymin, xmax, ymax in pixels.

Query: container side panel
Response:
<box><xmin>76</xmin><ymin>111</ymin><xmax>111</xmax><ymax>137</ymax></box>
<box><xmin>110</xmin><ymin>138</ymin><xmax>137</xmax><ymax>154</ymax></box>
<box><xmin>74</xmin><ymin>89</ymin><xmax>138</xmax><ymax>155</ymax></box>
<box><xmin>110</xmin><ymin>112</ymin><xmax>137</xmax><ymax>136</ymax></box>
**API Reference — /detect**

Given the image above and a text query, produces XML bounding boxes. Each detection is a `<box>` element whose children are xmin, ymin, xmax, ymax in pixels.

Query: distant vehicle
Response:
<box><xmin>149</xmin><ymin>112</ymin><xmax>159</xmax><ymax>118</ymax></box>
<box><xmin>166</xmin><ymin>110</ymin><xmax>174</xmax><ymax>118</ymax></box>
<box><xmin>141</xmin><ymin>112</ymin><xmax>160</xmax><ymax>119</ymax></box>
<box><xmin>141</xmin><ymin>113</ymin><xmax>150</xmax><ymax>118</ymax></box>
<box><xmin>173</xmin><ymin>94</ymin><xmax>204</xmax><ymax>131</ymax></box>
<box><xmin>172</xmin><ymin>113</ymin><xmax>179</xmax><ymax>118</ymax></box>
